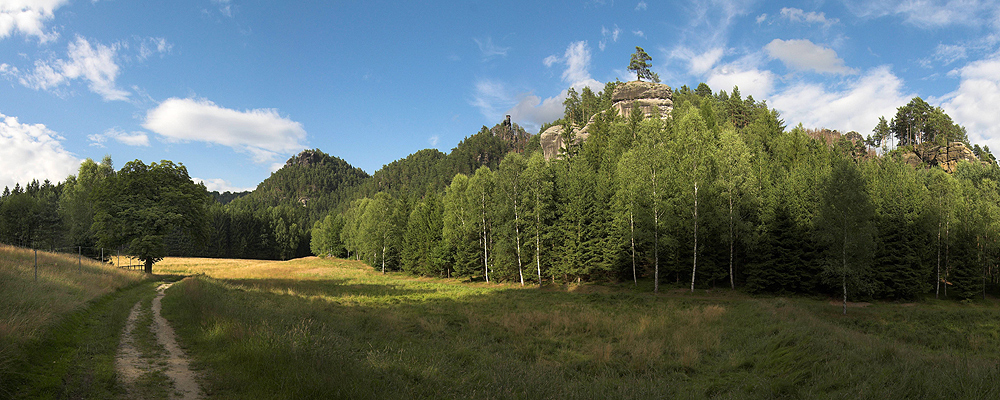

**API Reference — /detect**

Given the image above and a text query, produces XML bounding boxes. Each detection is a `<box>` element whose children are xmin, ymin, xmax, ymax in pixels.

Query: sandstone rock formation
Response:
<box><xmin>540</xmin><ymin>81</ymin><xmax>674</xmax><ymax>159</ymax></box>
<box><xmin>611</xmin><ymin>80</ymin><xmax>674</xmax><ymax>120</ymax></box>
<box><xmin>901</xmin><ymin>142</ymin><xmax>981</xmax><ymax>173</ymax></box>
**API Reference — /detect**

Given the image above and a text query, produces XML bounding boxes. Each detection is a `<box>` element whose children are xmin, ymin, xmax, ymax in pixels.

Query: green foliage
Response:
<box><xmin>310</xmin><ymin>213</ymin><xmax>346</xmax><ymax>258</ymax></box>
<box><xmin>817</xmin><ymin>156</ymin><xmax>876</xmax><ymax>312</ymax></box>
<box><xmin>890</xmin><ymin>97</ymin><xmax>968</xmax><ymax>147</ymax></box>
<box><xmin>92</xmin><ymin>160</ymin><xmax>210</xmax><ymax>273</ymax></box>
<box><xmin>627</xmin><ymin>46</ymin><xmax>659</xmax><ymax>82</ymax></box>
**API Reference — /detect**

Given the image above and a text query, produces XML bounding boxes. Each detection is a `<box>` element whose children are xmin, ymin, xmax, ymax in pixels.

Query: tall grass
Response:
<box><xmin>158</xmin><ymin>256</ymin><xmax>1000</xmax><ymax>399</ymax></box>
<box><xmin>0</xmin><ymin>244</ymin><xmax>146</xmax><ymax>397</ymax></box>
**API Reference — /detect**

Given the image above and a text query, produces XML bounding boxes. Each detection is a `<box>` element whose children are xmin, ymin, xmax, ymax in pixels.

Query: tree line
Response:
<box><xmin>313</xmin><ymin>84</ymin><xmax>1000</xmax><ymax>301</ymax></box>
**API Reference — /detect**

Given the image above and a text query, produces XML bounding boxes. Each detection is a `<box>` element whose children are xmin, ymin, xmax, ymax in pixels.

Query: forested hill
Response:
<box><xmin>171</xmin><ymin>120</ymin><xmax>532</xmax><ymax>261</ymax></box>
<box><xmin>229</xmin><ymin>149</ymin><xmax>369</xmax><ymax>220</ymax></box>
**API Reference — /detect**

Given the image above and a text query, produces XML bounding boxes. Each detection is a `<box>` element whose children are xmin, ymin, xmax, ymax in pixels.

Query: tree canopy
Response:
<box><xmin>92</xmin><ymin>160</ymin><xmax>210</xmax><ymax>273</ymax></box>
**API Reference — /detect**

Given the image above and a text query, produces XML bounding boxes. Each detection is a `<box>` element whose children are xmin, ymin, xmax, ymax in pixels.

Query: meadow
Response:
<box><xmin>155</xmin><ymin>256</ymin><xmax>1000</xmax><ymax>399</ymax></box>
<box><xmin>0</xmin><ymin>244</ymin><xmax>149</xmax><ymax>399</ymax></box>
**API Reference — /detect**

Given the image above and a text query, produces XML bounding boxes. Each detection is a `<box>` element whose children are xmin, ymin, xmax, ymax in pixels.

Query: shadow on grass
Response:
<box><xmin>215</xmin><ymin>278</ymin><xmax>440</xmax><ymax>302</ymax></box>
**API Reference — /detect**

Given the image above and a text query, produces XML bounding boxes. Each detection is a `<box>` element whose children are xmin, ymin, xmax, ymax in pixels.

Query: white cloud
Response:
<box><xmin>88</xmin><ymin>127</ymin><xmax>150</xmax><ymax>147</ymax></box>
<box><xmin>477</xmin><ymin>41</ymin><xmax>603</xmax><ymax>132</ymax></box>
<box><xmin>764</xmin><ymin>39</ymin><xmax>856</xmax><ymax>74</ymax></box>
<box><xmin>194</xmin><ymin>177</ymin><xmax>254</xmax><ymax>193</ymax></box>
<box><xmin>674</xmin><ymin>47</ymin><xmax>725</xmax><ymax>76</ymax></box>
<box><xmin>705</xmin><ymin>64</ymin><xmax>776</xmax><ymax>100</ymax></box>
<box><xmin>779</xmin><ymin>7</ymin><xmax>839</xmax><ymax>26</ymax></box>
<box><xmin>0</xmin><ymin>111</ymin><xmax>80</xmax><ymax>189</ymax></box>
<box><xmin>505</xmin><ymin>92</ymin><xmax>567</xmax><ymax>133</ymax></box>
<box><xmin>665</xmin><ymin>0</ymin><xmax>755</xmax><ymax>79</ymax></box>
<box><xmin>429</xmin><ymin>135</ymin><xmax>440</xmax><ymax>147</ymax></box>
<box><xmin>939</xmin><ymin>56</ymin><xmax>1000</xmax><ymax>153</ymax></box>
<box><xmin>20</xmin><ymin>36</ymin><xmax>129</xmax><ymax>101</ymax></box>
<box><xmin>0</xmin><ymin>0</ymin><xmax>68</xmax><ymax>42</ymax></box>
<box><xmin>561</xmin><ymin>41</ymin><xmax>602</xmax><ymax>90</ymax></box>
<box><xmin>635</xmin><ymin>1</ymin><xmax>647</xmax><ymax>11</ymax></box>
<box><xmin>143</xmin><ymin>98</ymin><xmax>308</xmax><ymax>163</ymax></box>
<box><xmin>756</xmin><ymin>13</ymin><xmax>768</xmax><ymax>23</ymax></box>
<box><xmin>771</xmin><ymin>66</ymin><xmax>912</xmax><ymax>134</ymax></box>
<box><xmin>633</xmin><ymin>30</ymin><xmax>645</xmax><ymax>38</ymax></box>
<box><xmin>473</xmin><ymin>36</ymin><xmax>509</xmax><ymax>59</ymax></box>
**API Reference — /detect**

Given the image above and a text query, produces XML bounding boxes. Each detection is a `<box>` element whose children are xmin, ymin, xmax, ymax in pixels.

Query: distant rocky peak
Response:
<box><xmin>285</xmin><ymin>149</ymin><xmax>326</xmax><ymax>168</ymax></box>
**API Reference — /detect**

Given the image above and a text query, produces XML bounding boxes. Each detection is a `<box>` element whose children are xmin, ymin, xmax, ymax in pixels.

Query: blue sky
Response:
<box><xmin>2</xmin><ymin>0</ymin><xmax>1000</xmax><ymax>192</ymax></box>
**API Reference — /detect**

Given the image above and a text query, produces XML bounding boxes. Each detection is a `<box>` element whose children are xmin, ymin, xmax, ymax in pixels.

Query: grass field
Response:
<box><xmin>155</xmin><ymin>256</ymin><xmax>1000</xmax><ymax>399</ymax></box>
<box><xmin>0</xmin><ymin>244</ymin><xmax>150</xmax><ymax>399</ymax></box>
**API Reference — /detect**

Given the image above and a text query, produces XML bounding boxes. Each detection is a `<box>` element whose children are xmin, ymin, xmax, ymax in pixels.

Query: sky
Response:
<box><xmin>2</xmin><ymin>0</ymin><xmax>1000</xmax><ymax>192</ymax></box>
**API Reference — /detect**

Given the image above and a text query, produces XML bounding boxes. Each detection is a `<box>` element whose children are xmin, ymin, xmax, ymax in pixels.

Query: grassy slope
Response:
<box><xmin>0</xmin><ymin>244</ymin><xmax>156</xmax><ymax>398</ymax></box>
<box><xmin>157</xmin><ymin>257</ymin><xmax>1000</xmax><ymax>399</ymax></box>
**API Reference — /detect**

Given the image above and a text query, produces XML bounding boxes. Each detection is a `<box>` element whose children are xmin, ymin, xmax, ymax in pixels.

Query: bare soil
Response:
<box><xmin>115</xmin><ymin>282</ymin><xmax>202</xmax><ymax>400</ymax></box>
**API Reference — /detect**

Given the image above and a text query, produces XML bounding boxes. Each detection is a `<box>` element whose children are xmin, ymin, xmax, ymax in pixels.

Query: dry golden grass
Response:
<box><xmin>0</xmin><ymin>244</ymin><xmax>145</xmax><ymax>344</ymax></box>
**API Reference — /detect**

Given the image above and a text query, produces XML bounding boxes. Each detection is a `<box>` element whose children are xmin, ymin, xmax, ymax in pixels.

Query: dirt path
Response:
<box><xmin>116</xmin><ymin>282</ymin><xmax>203</xmax><ymax>400</ymax></box>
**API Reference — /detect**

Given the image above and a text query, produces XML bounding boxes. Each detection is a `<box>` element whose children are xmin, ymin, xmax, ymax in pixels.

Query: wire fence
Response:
<box><xmin>4</xmin><ymin>243</ymin><xmax>146</xmax><ymax>284</ymax></box>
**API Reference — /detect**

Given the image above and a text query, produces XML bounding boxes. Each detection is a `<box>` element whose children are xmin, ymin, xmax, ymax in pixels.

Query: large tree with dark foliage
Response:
<box><xmin>93</xmin><ymin>160</ymin><xmax>209</xmax><ymax>273</ymax></box>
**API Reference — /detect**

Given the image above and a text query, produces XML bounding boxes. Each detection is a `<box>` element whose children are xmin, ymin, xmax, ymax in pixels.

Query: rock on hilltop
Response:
<box><xmin>902</xmin><ymin>142</ymin><xmax>982</xmax><ymax>173</ymax></box>
<box><xmin>540</xmin><ymin>80</ymin><xmax>674</xmax><ymax>159</ymax></box>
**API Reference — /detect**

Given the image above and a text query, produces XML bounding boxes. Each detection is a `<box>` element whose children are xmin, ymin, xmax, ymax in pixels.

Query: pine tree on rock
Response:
<box><xmin>628</xmin><ymin>46</ymin><xmax>660</xmax><ymax>83</ymax></box>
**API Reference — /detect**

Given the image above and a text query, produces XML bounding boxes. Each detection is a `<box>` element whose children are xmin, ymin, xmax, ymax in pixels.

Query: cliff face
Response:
<box><xmin>901</xmin><ymin>142</ymin><xmax>982</xmax><ymax>173</ymax></box>
<box><xmin>540</xmin><ymin>81</ymin><xmax>674</xmax><ymax>159</ymax></box>
<box><xmin>611</xmin><ymin>81</ymin><xmax>674</xmax><ymax>120</ymax></box>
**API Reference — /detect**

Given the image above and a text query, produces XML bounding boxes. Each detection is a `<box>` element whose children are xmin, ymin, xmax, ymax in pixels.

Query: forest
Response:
<box><xmin>2</xmin><ymin>82</ymin><xmax>999</xmax><ymax>301</ymax></box>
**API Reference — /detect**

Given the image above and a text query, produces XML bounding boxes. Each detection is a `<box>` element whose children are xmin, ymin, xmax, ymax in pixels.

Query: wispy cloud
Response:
<box><xmin>779</xmin><ymin>7</ymin><xmax>839</xmax><ymax>27</ymax></box>
<box><xmin>765</xmin><ymin>39</ymin><xmax>856</xmax><ymax>74</ymax></box>
<box><xmin>88</xmin><ymin>127</ymin><xmax>150</xmax><ymax>147</ymax></box>
<box><xmin>599</xmin><ymin>25</ymin><xmax>621</xmax><ymax>51</ymax></box>
<box><xmin>473</xmin><ymin>36</ymin><xmax>510</xmax><ymax>60</ymax></box>
<box><xmin>635</xmin><ymin>1</ymin><xmax>647</xmax><ymax>11</ymax></box>
<box><xmin>843</xmin><ymin>0</ymin><xmax>999</xmax><ymax>29</ymax></box>
<box><xmin>632</xmin><ymin>30</ymin><xmax>645</xmax><ymax>38</ymax></box>
<box><xmin>143</xmin><ymin>98</ymin><xmax>307</xmax><ymax>163</ymax></box>
<box><xmin>0</xmin><ymin>111</ymin><xmax>80</xmax><ymax>189</ymax></box>
<box><xmin>919</xmin><ymin>43</ymin><xmax>969</xmax><ymax>67</ymax></box>
<box><xmin>213</xmin><ymin>0</ymin><xmax>234</xmax><ymax>17</ymax></box>
<box><xmin>136</xmin><ymin>37</ymin><xmax>172</xmax><ymax>61</ymax></box>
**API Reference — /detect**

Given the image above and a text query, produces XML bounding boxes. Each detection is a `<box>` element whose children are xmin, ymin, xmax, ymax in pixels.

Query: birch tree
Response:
<box><xmin>818</xmin><ymin>157</ymin><xmax>874</xmax><ymax>315</ymax></box>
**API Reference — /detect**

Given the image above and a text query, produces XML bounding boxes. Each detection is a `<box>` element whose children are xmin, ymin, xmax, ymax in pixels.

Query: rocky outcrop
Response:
<box><xmin>539</xmin><ymin>120</ymin><xmax>596</xmax><ymax>160</ymax></box>
<box><xmin>540</xmin><ymin>81</ymin><xmax>674</xmax><ymax>159</ymax></box>
<box><xmin>901</xmin><ymin>142</ymin><xmax>981</xmax><ymax>173</ymax></box>
<box><xmin>612</xmin><ymin>80</ymin><xmax>673</xmax><ymax>120</ymax></box>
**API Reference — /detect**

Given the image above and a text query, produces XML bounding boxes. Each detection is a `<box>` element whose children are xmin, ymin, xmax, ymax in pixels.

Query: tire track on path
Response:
<box><xmin>116</xmin><ymin>282</ymin><xmax>203</xmax><ymax>400</ymax></box>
